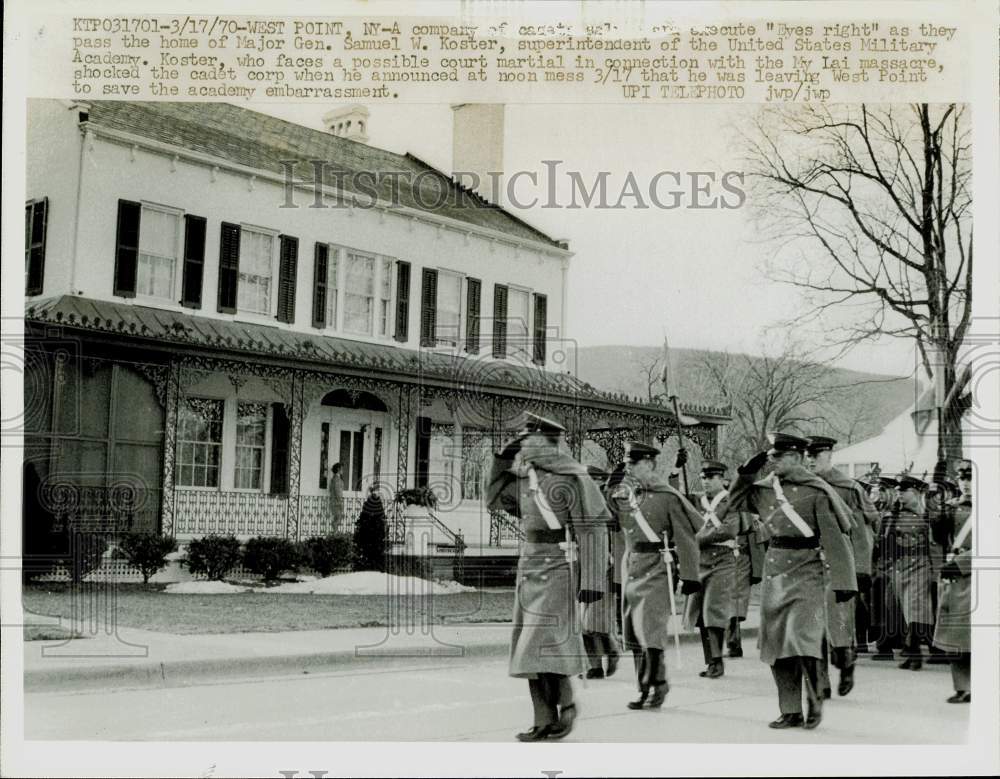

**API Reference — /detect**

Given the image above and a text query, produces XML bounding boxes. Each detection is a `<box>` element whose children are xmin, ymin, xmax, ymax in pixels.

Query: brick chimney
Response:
<box><xmin>322</xmin><ymin>105</ymin><xmax>370</xmax><ymax>143</ymax></box>
<box><xmin>451</xmin><ymin>104</ymin><xmax>505</xmax><ymax>205</ymax></box>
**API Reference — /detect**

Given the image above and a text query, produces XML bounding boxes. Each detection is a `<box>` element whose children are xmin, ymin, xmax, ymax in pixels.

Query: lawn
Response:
<box><xmin>22</xmin><ymin>584</ymin><xmax>516</xmax><ymax>635</ymax></box>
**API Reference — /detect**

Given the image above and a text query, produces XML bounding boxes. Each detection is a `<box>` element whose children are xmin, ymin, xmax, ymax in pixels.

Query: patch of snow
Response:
<box><xmin>252</xmin><ymin>571</ymin><xmax>476</xmax><ymax>595</ymax></box>
<box><xmin>165</xmin><ymin>581</ymin><xmax>250</xmax><ymax>594</ymax></box>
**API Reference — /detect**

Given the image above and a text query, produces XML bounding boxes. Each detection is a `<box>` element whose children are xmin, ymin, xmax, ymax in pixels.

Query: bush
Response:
<box><xmin>117</xmin><ymin>532</ymin><xmax>178</xmax><ymax>584</ymax></box>
<box><xmin>243</xmin><ymin>536</ymin><xmax>301</xmax><ymax>581</ymax></box>
<box><xmin>353</xmin><ymin>490</ymin><xmax>388</xmax><ymax>572</ymax></box>
<box><xmin>302</xmin><ymin>534</ymin><xmax>353</xmax><ymax>577</ymax></box>
<box><xmin>184</xmin><ymin>534</ymin><xmax>241</xmax><ymax>580</ymax></box>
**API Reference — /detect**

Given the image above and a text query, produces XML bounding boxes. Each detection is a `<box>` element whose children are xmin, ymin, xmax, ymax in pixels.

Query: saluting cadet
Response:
<box><xmin>724</xmin><ymin>433</ymin><xmax>856</xmax><ymax>730</ymax></box>
<box><xmin>806</xmin><ymin>436</ymin><xmax>878</xmax><ymax>697</ymax></box>
<box><xmin>485</xmin><ymin>414</ymin><xmax>611</xmax><ymax>742</ymax></box>
<box><xmin>609</xmin><ymin>442</ymin><xmax>702</xmax><ymax>710</ymax></box>
<box><xmin>886</xmin><ymin>474</ymin><xmax>937</xmax><ymax>671</ymax></box>
<box><xmin>934</xmin><ymin>463</ymin><xmax>973</xmax><ymax>702</ymax></box>
<box><xmin>581</xmin><ymin>466</ymin><xmax>621</xmax><ymax>679</ymax></box>
<box><xmin>683</xmin><ymin>460</ymin><xmax>740</xmax><ymax>679</ymax></box>
<box><xmin>870</xmin><ymin>475</ymin><xmax>906</xmax><ymax>659</ymax></box>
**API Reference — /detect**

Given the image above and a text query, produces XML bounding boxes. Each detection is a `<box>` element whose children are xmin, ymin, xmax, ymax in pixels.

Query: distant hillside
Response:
<box><xmin>568</xmin><ymin>345</ymin><xmax>915</xmax><ymax>456</ymax></box>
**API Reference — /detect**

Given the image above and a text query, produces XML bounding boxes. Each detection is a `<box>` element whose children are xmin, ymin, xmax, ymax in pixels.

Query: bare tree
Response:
<box><xmin>633</xmin><ymin>352</ymin><xmax>666</xmax><ymax>402</ymax></box>
<box><xmin>741</xmin><ymin>104</ymin><xmax>972</xmax><ymax>463</ymax></box>
<box><xmin>691</xmin><ymin>340</ymin><xmax>840</xmax><ymax>463</ymax></box>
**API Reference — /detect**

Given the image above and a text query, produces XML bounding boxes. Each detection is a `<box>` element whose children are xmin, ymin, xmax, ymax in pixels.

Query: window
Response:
<box><xmin>344</xmin><ymin>251</ymin><xmax>375</xmax><ymax>334</ymax></box>
<box><xmin>235</xmin><ymin>402</ymin><xmax>268</xmax><ymax>490</ymax></box>
<box><xmin>507</xmin><ymin>287</ymin><xmax>531</xmax><ymax>360</ymax></box>
<box><xmin>238</xmin><ymin>228</ymin><xmax>275</xmax><ymax>315</ymax></box>
<box><xmin>176</xmin><ymin>398</ymin><xmax>224</xmax><ymax>488</ymax></box>
<box><xmin>461</xmin><ymin>430</ymin><xmax>492</xmax><ymax>500</ymax></box>
<box><xmin>136</xmin><ymin>205</ymin><xmax>180</xmax><ymax>300</ymax></box>
<box><xmin>379</xmin><ymin>258</ymin><xmax>394</xmax><ymax>336</ymax></box>
<box><xmin>435</xmin><ymin>270</ymin><xmax>463</xmax><ymax>347</ymax></box>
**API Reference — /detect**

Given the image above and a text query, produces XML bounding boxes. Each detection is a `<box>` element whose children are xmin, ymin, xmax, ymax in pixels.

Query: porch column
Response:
<box><xmin>396</xmin><ymin>384</ymin><xmax>415</xmax><ymax>491</ymax></box>
<box><xmin>285</xmin><ymin>373</ymin><xmax>305</xmax><ymax>539</ymax></box>
<box><xmin>159</xmin><ymin>359</ymin><xmax>181</xmax><ymax>536</ymax></box>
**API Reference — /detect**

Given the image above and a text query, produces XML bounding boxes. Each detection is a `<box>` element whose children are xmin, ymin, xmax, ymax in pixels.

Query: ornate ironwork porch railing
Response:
<box><xmin>489</xmin><ymin>508</ymin><xmax>524</xmax><ymax>547</ymax></box>
<box><xmin>298</xmin><ymin>493</ymin><xmax>365</xmax><ymax>538</ymax></box>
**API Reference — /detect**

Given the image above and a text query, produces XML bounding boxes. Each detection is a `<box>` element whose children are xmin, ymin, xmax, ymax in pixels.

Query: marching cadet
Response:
<box><xmin>870</xmin><ymin>475</ymin><xmax>906</xmax><ymax>659</ymax></box>
<box><xmin>609</xmin><ymin>442</ymin><xmax>702</xmax><ymax>710</ymax></box>
<box><xmin>934</xmin><ymin>462</ymin><xmax>974</xmax><ymax>703</ymax></box>
<box><xmin>806</xmin><ymin>436</ymin><xmax>878</xmax><ymax>697</ymax></box>
<box><xmin>485</xmin><ymin>414</ymin><xmax>611</xmax><ymax>742</ymax></box>
<box><xmin>886</xmin><ymin>474</ymin><xmax>937</xmax><ymax>670</ymax></box>
<box><xmin>683</xmin><ymin>460</ymin><xmax>741</xmax><ymax>679</ymax></box>
<box><xmin>581</xmin><ymin>466</ymin><xmax>621</xmax><ymax>679</ymax></box>
<box><xmin>723</xmin><ymin>433</ymin><xmax>856</xmax><ymax>730</ymax></box>
<box><xmin>852</xmin><ymin>476</ymin><xmax>880</xmax><ymax>653</ymax></box>
<box><xmin>728</xmin><ymin>506</ymin><xmax>766</xmax><ymax>659</ymax></box>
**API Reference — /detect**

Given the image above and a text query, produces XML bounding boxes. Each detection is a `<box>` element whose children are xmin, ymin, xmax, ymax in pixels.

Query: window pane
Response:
<box><xmin>379</xmin><ymin>258</ymin><xmax>393</xmax><ymax>335</ymax></box>
<box><xmin>238</xmin><ymin>230</ymin><xmax>273</xmax><ymax>314</ymax></box>
<box><xmin>177</xmin><ymin>398</ymin><xmax>223</xmax><ymax>487</ymax></box>
<box><xmin>344</xmin><ymin>253</ymin><xmax>374</xmax><ymax>334</ymax></box>
<box><xmin>235</xmin><ymin>402</ymin><xmax>266</xmax><ymax>491</ymax></box>
<box><xmin>326</xmin><ymin>251</ymin><xmax>339</xmax><ymax>327</ymax></box>
<box><xmin>140</xmin><ymin>208</ymin><xmax>177</xmax><ymax>255</ymax></box>
<box><xmin>507</xmin><ymin>289</ymin><xmax>530</xmax><ymax>358</ymax></box>
<box><xmin>435</xmin><ymin>272</ymin><xmax>462</xmax><ymax>346</ymax></box>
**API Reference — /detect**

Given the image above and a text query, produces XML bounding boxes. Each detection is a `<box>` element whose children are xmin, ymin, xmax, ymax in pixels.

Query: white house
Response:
<box><xmin>24</xmin><ymin>100</ymin><xmax>729</xmax><ymax>550</ymax></box>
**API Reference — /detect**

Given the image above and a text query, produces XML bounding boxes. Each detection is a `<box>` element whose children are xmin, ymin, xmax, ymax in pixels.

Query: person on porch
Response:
<box><xmin>329</xmin><ymin>463</ymin><xmax>345</xmax><ymax>529</ymax></box>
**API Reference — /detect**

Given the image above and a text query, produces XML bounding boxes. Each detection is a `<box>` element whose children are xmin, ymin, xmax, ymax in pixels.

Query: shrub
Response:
<box><xmin>302</xmin><ymin>534</ymin><xmax>353</xmax><ymax>577</ymax></box>
<box><xmin>184</xmin><ymin>534</ymin><xmax>241</xmax><ymax>580</ymax></box>
<box><xmin>60</xmin><ymin>530</ymin><xmax>110</xmax><ymax>583</ymax></box>
<box><xmin>353</xmin><ymin>490</ymin><xmax>388</xmax><ymax>572</ymax></box>
<box><xmin>117</xmin><ymin>532</ymin><xmax>178</xmax><ymax>584</ymax></box>
<box><xmin>243</xmin><ymin>536</ymin><xmax>301</xmax><ymax>581</ymax></box>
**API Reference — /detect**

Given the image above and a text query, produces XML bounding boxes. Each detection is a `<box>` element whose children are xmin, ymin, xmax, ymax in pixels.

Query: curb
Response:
<box><xmin>25</xmin><ymin>625</ymin><xmax>760</xmax><ymax>693</ymax></box>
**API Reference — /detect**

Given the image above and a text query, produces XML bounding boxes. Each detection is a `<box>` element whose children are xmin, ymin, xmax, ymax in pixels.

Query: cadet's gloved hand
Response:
<box><xmin>856</xmin><ymin>573</ymin><xmax>872</xmax><ymax>591</ymax></box>
<box><xmin>680</xmin><ymin>579</ymin><xmax>701</xmax><ymax>595</ymax></box>
<box><xmin>750</xmin><ymin>574</ymin><xmax>762</xmax><ymax>585</ymax></box>
<box><xmin>674</xmin><ymin>448</ymin><xmax>688</xmax><ymax>469</ymax></box>
<box><xmin>499</xmin><ymin>436</ymin><xmax>523</xmax><ymax>460</ymax></box>
<box><xmin>940</xmin><ymin>560</ymin><xmax>962</xmax><ymax>580</ymax></box>
<box><xmin>738</xmin><ymin>451</ymin><xmax>769</xmax><ymax>475</ymax></box>
<box><xmin>834</xmin><ymin>590</ymin><xmax>856</xmax><ymax>603</ymax></box>
<box><xmin>577</xmin><ymin>589</ymin><xmax>603</xmax><ymax>604</ymax></box>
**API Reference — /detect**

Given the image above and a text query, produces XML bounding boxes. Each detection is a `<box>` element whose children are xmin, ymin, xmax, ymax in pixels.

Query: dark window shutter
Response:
<box><xmin>532</xmin><ymin>293</ymin><xmax>547</xmax><ymax>366</ymax></box>
<box><xmin>319</xmin><ymin>422</ymin><xmax>330</xmax><ymax>489</ymax></box>
<box><xmin>419</xmin><ymin>268</ymin><xmax>438</xmax><ymax>348</ymax></box>
<box><xmin>269</xmin><ymin>402</ymin><xmax>290</xmax><ymax>495</ymax></box>
<box><xmin>25</xmin><ymin>198</ymin><xmax>48</xmax><ymax>296</ymax></box>
<box><xmin>180</xmin><ymin>215</ymin><xmax>206</xmax><ymax>308</ymax></box>
<box><xmin>312</xmin><ymin>243</ymin><xmax>328</xmax><ymax>328</ymax></box>
<box><xmin>394</xmin><ymin>261</ymin><xmax>411</xmax><ymax>342</ymax></box>
<box><xmin>276</xmin><ymin>234</ymin><xmax>298</xmax><ymax>324</ymax></box>
<box><xmin>465</xmin><ymin>277</ymin><xmax>481</xmax><ymax>354</ymax></box>
<box><xmin>492</xmin><ymin>284</ymin><xmax>508</xmax><ymax>358</ymax></box>
<box><xmin>216</xmin><ymin>222</ymin><xmax>241</xmax><ymax>313</ymax></box>
<box><xmin>113</xmin><ymin>200</ymin><xmax>141</xmax><ymax>298</ymax></box>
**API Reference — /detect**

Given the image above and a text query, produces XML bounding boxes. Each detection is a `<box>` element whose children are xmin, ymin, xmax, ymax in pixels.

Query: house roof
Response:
<box><xmin>25</xmin><ymin>295</ymin><xmax>730</xmax><ymax>424</ymax></box>
<box><xmin>83</xmin><ymin>101</ymin><xmax>562</xmax><ymax>249</ymax></box>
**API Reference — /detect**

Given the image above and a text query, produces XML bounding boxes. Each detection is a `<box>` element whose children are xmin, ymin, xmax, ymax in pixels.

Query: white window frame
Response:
<box><xmin>175</xmin><ymin>395</ymin><xmax>226</xmax><ymax>491</ymax></box>
<box><xmin>233</xmin><ymin>401</ymin><xmax>273</xmax><ymax>493</ymax></box>
<box><xmin>134</xmin><ymin>202</ymin><xmax>183</xmax><ymax>305</ymax></box>
<box><xmin>434</xmin><ymin>268</ymin><xmax>465</xmax><ymax>349</ymax></box>
<box><xmin>323</xmin><ymin>244</ymin><xmax>397</xmax><ymax>340</ymax></box>
<box><xmin>505</xmin><ymin>284</ymin><xmax>532</xmax><ymax>361</ymax></box>
<box><xmin>237</xmin><ymin>223</ymin><xmax>280</xmax><ymax>319</ymax></box>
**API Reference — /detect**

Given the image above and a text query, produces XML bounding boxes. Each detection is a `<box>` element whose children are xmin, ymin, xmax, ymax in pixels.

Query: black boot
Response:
<box><xmin>646</xmin><ymin>682</ymin><xmax>669</xmax><ymax>708</ymax></box>
<box><xmin>837</xmin><ymin>664</ymin><xmax>855</xmax><ymax>696</ymax></box>
<box><xmin>768</xmin><ymin>713</ymin><xmax>804</xmax><ymax>729</ymax></box>
<box><xmin>804</xmin><ymin>702</ymin><xmax>823</xmax><ymax>730</ymax></box>
<box><xmin>727</xmin><ymin>617</ymin><xmax>744</xmax><ymax>658</ymax></box>
<box><xmin>516</xmin><ymin>725</ymin><xmax>554</xmax><ymax>742</ymax></box>
<box><xmin>627</xmin><ymin>687</ymin><xmax>649</xmax><ymax>710</ymax></box>
<box><xmin>548</xmin><ymin>703</ymin><xmax>577</xmax><ymax>739</ymax></box>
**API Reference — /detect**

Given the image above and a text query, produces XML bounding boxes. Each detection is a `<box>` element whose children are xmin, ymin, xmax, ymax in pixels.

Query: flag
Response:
<box><xmin>660</xmin><ymin>335</ymin><xmax>672</xmax><ymax>398</ymax></box>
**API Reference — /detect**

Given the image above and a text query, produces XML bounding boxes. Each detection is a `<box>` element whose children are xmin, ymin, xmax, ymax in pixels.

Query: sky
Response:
<box><xmin>254</xmin><ymin>101</ymin><xmax>920</xmax><ymax>378</ymax></box>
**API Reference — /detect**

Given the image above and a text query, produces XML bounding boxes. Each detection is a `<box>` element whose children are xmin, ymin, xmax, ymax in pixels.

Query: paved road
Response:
<box><xmin>26</xmin><ymin>643</ymin><xmax>967</xmax><ymax>743</ymax></box>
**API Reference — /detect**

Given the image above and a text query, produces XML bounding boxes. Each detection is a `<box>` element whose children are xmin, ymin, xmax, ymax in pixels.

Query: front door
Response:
<box><xmin>335</xmin><ymin>425</ymin><xmax>366</xmax><ymax>494</ymax></box>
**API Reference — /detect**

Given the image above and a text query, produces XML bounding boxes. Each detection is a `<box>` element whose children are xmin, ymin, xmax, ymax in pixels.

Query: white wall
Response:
<box><xmin>31</xmin><ymin>99</ymin><xmax>568</xmax><ymax>370</ymax></box>
<box><xmin>25</xmin><ymin>100</ymin><xmax>83</xmax><ymax>299</ymax></box>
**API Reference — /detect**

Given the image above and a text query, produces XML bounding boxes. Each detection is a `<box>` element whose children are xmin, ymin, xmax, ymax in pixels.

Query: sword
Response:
<box><xmin>662</xmin><ymin>545</ymin><xmax>683</xmax><ymax>668</ymax></box>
